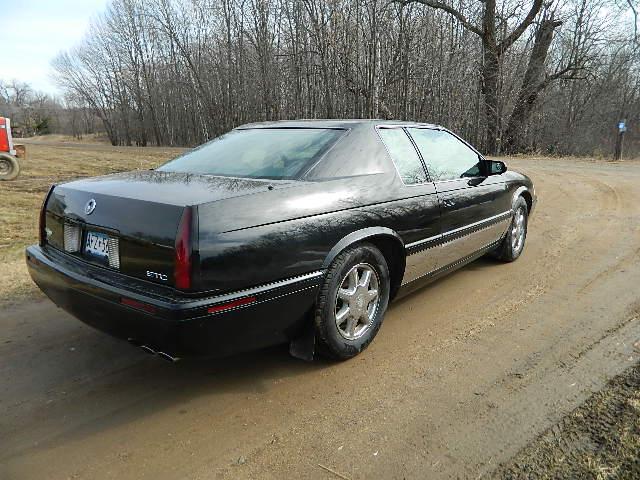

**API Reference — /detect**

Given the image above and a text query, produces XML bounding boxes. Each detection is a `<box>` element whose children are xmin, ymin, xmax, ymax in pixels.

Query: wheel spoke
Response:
<box><xmin>338</xmin><ymin>288</ymin><xmax>353</xmax><ymax>300</ymax></box>
<box><xmin>335</xmin><ymin>305</ymin><xmax>350</xmax><ymax>325</ymax></box>
<box><xmin>346</xmin><ymin>315</ymin><xmax>358</xmax><ymax>336</ymax></box>
<box><xmin>359</xmin><ymin>269</ymin><xmax>372</xmax><ymax>288</ymax></box>
<box><xmin>366</xmin><ymin>288</ymin><xmax>378</xmax><ymax>302</ymax></box>
<box><xmin>348</xmin><ymin>268</ymin><xmax>358</xmax><ymax>289</ymax></box>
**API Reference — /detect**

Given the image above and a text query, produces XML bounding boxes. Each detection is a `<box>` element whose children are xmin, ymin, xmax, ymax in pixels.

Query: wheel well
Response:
<box><xmin>520</xmin><ymin>190</ymin><xmax>533</xmax><ymax>212</ymax></box>
<box><xmin>363</xmin><ymin>235</ymin><xmax>405</xmax><ymax>301</ymax></box>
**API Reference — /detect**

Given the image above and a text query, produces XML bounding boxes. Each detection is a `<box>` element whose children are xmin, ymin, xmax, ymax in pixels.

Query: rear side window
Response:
<box><xmin>407</xmin><ymin>128</ymin><xmax>482</xmax><ymax>181</ymax></box>
<box><xmin>378</xmin><ymin>128</ymin><xmax>427</xmax><ymax>184</ymax></box>
<box><xmin>158</xmin><ymin>128</ymin><xmax>344</xmax><ymax>180</ymax></box>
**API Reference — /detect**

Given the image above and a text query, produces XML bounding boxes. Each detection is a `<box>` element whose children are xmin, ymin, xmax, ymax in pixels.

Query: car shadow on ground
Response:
<box><xmin>1</xmin><ymin>303</ymin><xmax>334</xmax><ymax>459</ymax></box>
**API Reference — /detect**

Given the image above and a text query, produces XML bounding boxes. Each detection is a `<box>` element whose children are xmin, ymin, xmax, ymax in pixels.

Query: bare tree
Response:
<box><xmin>49</xmin><ymin>0</ymin><xmax>639</xmax><ymax>157</ymax></box>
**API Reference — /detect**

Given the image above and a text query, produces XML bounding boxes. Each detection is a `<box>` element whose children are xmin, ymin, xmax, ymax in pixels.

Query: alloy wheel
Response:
<box><xmin>511</xmin><ymin>207</ymin><xmax>526</xmax><ymax>254</ymax></box>
<box><xmin>334</xmin><ymin>263</ymin><xmax>380</xmax><ymax>340</ymax></box>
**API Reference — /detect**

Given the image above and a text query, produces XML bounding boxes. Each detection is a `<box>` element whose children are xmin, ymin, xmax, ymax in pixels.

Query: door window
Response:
<box><xmin>407</xmin><ymin>128</ymin><xmax>482</xmax><ymax>181</ymax></box>
<box><xmin>378</xmin><ymin>128</ymin><xmax>428</xmax><ymax>185</ymax></box>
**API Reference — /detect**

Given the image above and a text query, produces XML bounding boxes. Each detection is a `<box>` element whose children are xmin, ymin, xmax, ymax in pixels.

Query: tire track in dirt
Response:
<box><xmin>495</xmin><ymin>360</ymin><xmax>640</xmax><ymax>479</ymax></box>
<box><xmin>427</xmin><ymin>165</ymin><xmax>628</xmax><ymax>355</ymax></box>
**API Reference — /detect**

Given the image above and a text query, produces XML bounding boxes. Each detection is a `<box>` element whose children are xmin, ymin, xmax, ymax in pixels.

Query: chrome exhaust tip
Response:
<box><xmin>157</xmin><ymin>351</ymin><xmax>180</xmax><ymax>363</ymax></box>
<box><xmin>138</xmin><ymin>344</ymin><xmax>180</xmax><ymax>362</ymax></box>
<box><xmin>140</xmin><ymin>345</ymin><xmax>156</xmax><ymax>355</ymax></box>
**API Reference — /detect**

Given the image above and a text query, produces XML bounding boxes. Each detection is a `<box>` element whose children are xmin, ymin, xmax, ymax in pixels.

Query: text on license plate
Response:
<box><xmin>85</xmin><ymin>231</ymin><xmax>110</xmax><ymax>258</ymax></box>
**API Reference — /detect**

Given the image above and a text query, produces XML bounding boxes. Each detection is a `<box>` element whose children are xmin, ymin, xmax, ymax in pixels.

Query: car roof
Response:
<box><xmin>235</xmin><ymin>119</ymin><xmax>443</xmax><ymax>130</ymax></box>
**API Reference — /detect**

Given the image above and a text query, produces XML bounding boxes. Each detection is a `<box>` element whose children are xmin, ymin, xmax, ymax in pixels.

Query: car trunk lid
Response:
<box><xmin>43</xmin><ymin>170</ymin><xmax>288</xmax><ymax>289</ymax></box>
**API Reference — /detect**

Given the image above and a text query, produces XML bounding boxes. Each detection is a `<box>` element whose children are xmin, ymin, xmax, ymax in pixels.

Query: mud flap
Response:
<box><xmin>289</xmin><ymin>319</ymin><xmax>316</xmax><ymax>361</ymax></box>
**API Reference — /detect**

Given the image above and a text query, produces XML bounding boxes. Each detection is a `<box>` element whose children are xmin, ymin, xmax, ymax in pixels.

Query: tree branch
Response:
<box><xmin>544</xmin><ymin>64</ymin><xmax>586</xmax><ymax>85</ymax></box>
<box><xmin>626</xmin><ymin>0</ymin><xmax>638</xmax><ymax>42</ymax></box>
<box><xmin>498</xmin><ymin>0</ymin><xmax>545</xmax><ymax>51</ymax></box>
<box><xmin>396</xmin><ymin>0</ymin><xmax>483</xmax><ymax>37</ymax></box>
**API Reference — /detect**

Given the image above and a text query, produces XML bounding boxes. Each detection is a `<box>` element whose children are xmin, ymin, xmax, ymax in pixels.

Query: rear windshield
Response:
<box><xmin>158</xmin><ymin>128</ymin><xmax>344</xmax><ymax>180</ymax></box>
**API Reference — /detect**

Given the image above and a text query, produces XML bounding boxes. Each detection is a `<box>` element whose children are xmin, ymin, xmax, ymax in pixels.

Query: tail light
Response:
<box><xmin>207</xmin><ymin>296</ymin><xmax>257</xmax><ymax>314</ymax></box>
<box><xmin>107</xmin><ymin>237</ymin><xmax>121</xmax><ymax>269</ymax></box>
<box><xmin>39</xmin><ymin>185</ymin><xmax>56</xmax><ymax>247</ymax></box>
<box><xmin>174</xmin><ymin>207</ymin><xmax>193</xmax><ymax>290</ymax></box>
<box><xmin>121</xmin><ymin>297</ymin><xmax>157</xmax><ymax>314</ymax></box>
<box><xmin>63</xmin><ymin>223</ymin><xmax>81</xmax><ymax>252</ymax></box>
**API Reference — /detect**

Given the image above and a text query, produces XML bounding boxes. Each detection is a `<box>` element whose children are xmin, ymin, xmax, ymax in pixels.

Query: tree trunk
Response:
<box><xmin>482</xmin><ymin>47</ymin><xmax>501</xmax><ymax>154</ymax></box>
<box><xmin>503</xmin><ymin>19</ymin><xmax>563</xmax><ymax>153</ymax></box>
<box><xmin>480</xmin><ymin>0</ymin><xmax>501</xmax><ymax>154</ymax></box>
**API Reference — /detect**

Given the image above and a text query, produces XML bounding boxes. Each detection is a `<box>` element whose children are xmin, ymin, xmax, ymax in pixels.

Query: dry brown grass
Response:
<box><xmin>16</xmin><ymin>133</ymin><xmax>111</xmax><ymax>145</ymax></box>
<box><xmin>0</xmin><ymin>143</ymin><xmax>185</xmax><ymax>305</ymax></box>
<box><xmin>496</xmin><ymin>361</ymin><xmax>640</xmax><ymax>479</ymax></box>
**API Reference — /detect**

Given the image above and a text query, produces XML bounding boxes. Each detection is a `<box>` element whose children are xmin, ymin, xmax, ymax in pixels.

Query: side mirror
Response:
<box><xmin>486</xmin><ymin>160</ymin><xmax>507</xmax><ymax>175</ymax></box>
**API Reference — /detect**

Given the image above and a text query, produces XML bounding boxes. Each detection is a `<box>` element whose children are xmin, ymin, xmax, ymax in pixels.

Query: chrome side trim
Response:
<box><xmin>442</xmin><ymin>210</ymin><xmax>512</xmax><ymax>238</ymax></box>
<box><xmin>225</xmin><ymin>270</ymin><xmax>324</xmax><ymax>297</ymax></box>
<box><xmin>194</xmin><ymin>270</ymin><xmax>325</xmax><ymax>308</ymax></box>
<box><xmin>437</xmin><ymin>217</ymin><xmax>510</xmax><ymax>268</ymax></box>
<box><xmin>405</xmin><ymin>233</ymin><xmax>441</xmax><ymax>250</ymax></box>
<box><xmin>402</xmin><ymin>218</ymin><xmax>510</xmax><ymax>286</ymax></box>
<box><xmin>405</xmin><ymin>210</ymin><xmax>512</xmax><ymax>251</ymax></box>
<box><xmin>402</xmin><ymin>245</ymin><xmax>439</xmax><ymax>284</ymax></box>
<box><xmin>404</xmin><ymin>237</ymin><xmax>503</xmax><ymax>286</ymax></box>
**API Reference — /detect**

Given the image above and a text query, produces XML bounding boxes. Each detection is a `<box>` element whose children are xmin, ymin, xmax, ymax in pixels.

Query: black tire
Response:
<box><xmin>493</xmin><ymin>196</ymin><xmax>528</xmax><ymax>262</ymax></box>
<box><xmin>314</xmin><ymin>243</ymin><xmax>390</xmax><ymax>360</ymax></box>
<box><xmin>0</xmin><ymin>153</ymin><xmax>20</xmax><ymax>181</ymax></box>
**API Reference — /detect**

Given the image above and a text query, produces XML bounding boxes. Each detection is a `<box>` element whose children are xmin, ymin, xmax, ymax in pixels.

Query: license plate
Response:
<box><xmin>84</xmin><ymin>231</ymin><xmax>110</xmax><ymax>261</ymax></box>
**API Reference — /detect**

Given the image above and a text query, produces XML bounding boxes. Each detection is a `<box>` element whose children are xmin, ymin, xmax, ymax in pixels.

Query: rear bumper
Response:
<box><xmin>26</xmin><ymin>245</ymin><xmax>322</xmax><ymax>357</ymax></box>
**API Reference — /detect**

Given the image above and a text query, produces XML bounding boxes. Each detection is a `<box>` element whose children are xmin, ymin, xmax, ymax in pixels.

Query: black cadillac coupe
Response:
<box><xmin>26</xmin><ymin>120</ymin><xmax>535</xmax><ymax>361</ymax></box>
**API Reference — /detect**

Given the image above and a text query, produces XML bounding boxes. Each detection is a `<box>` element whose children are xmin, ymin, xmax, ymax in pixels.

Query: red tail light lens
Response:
<box><xmin>174</xmin><ymin>207</ymin><xmax>193</xmax><ymax>290</ymax></box>
<box><xmin>39</xmin><ymin>185</ymin><xmax>56</xmax><ymax>247</ymax></box>
<box><xmin>121</xmin><ymin>297</ymin><xmax>157</xmax><ymax>314</ymax></box>
<box><xmin>207</xmin><ymin>296</ymin><xmax>257</xmax><ymax>314</ymax></box>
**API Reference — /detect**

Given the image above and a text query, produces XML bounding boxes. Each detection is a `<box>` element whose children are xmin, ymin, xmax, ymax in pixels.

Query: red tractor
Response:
<box><xmin>0</xmin><ymin>117</ymin><xmax>22</xmax><ymax>180</ymax></box>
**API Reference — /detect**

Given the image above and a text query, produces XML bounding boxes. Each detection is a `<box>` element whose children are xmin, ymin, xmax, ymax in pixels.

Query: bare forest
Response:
<box><xmin>45</xmin><ymin>0</ymin><xmax>640</xmax><ymax>156</ymax></box>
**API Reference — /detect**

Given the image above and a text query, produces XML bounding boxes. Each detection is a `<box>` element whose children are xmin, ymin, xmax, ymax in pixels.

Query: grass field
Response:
<box><xmin>0</xmin><ymin>142</ymin><xmax>184</xmax><ymax>305</ymax></box>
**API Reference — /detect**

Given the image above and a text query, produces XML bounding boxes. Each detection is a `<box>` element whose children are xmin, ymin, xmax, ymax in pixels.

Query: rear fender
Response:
<box><xmin>321</xmin><ymin>227</ymin><xmax>405</xmax><ymax>269</ymax></box>
<box><xmin>322</xmin><ymin>227</ymin><xmax>406</xmax><ymax>301</ymax></box>
<box><xmin>290</xmin><ymin>226</ymin><xmax>405</xmax><ymax>362</ymax></box>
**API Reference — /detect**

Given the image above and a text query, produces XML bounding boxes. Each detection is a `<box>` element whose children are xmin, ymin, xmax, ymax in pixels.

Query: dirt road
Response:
<box><xmin>2</xmin><ymin>157</ymin><xmax>640</xmax><ymax>479</ymax></box>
